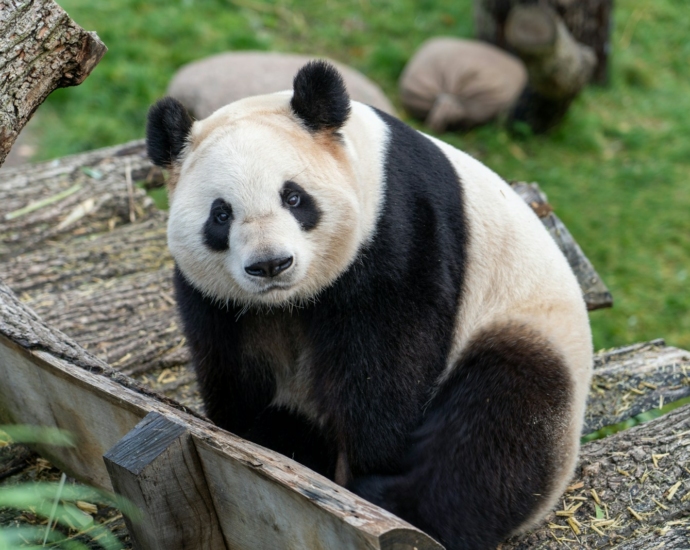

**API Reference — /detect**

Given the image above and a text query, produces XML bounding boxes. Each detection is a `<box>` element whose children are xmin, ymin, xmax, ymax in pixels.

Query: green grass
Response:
<box><xmin>0</xmin><ymin>426</ymin><xmax>137</xmax><ymax>549</ymax></box>
<box><xmin>33</xmin><ymin>0</ymin><xmax>690</xmax><ymax>351</ymax></box>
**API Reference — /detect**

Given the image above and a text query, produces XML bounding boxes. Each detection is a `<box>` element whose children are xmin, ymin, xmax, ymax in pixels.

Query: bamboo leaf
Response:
<box><xmin>4</xmin><ymin>184</ymin><xmax>82</xmax><ymax>221</ymax></box>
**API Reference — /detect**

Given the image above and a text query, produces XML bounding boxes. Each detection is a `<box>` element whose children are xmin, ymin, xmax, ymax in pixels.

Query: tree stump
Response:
<box><xmin>474</xmin><ymin>0</ymin><xmax>613</xmax><ymax>132</ymax></box>
<box><xmin>0</xmin><ymin>0</ymin><xmax>107</xmax><ymax>166</ymax></box>
<box><xmin>474</xmin><ymin>0</ymin><xmax>613</xmax><ymax>84</ymax></box>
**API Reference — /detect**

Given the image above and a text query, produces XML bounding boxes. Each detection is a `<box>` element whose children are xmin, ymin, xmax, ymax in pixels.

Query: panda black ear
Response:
<box><xmin>146</xmin><ymin>97</ymin><xmax>193</xmax><ymax>167</ymax></box>
<box><xmin>291</xmin><ymin>60</ymin><xmax>350</xmax><ymax>132</ymax></box>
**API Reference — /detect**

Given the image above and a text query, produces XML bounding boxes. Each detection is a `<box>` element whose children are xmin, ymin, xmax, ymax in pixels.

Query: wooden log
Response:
<box><xmin>0</xmin><ymin>0</ymin><xmax>107</xmax><ymax>165</ymax></box>
<box><xmin>0</xmin><ymin>140</ymin><xmax>158</xmax><ymax>260</ymax></box>
<box><xmin>104</xmin><ymin>412</ymin><xmax>227</xmax><ymax>550</ymax></box>
<box><xmin>505</xmin><ymin>402</ymin><xmax>690</xmax><ymax>549</ymax></box>
<box><xmin>3</xmin><ymin>213</ymin><xmax>169</xmax><ymax>295</ymax></box>
<box><xmin>0</xmin><ymin>280</ymin><xmax>444</xmax><ymax>549</ymax></box>
<box><xmin>511</xmin><ymin>181</ymin><xmax>612</xmax><ymax>310</ymax></box>
<box><xmin>2</xmin><ymin>216</ymin><xmax>190</xmax><ymax>379</ymax></box>
<box><xmin>28</xmin><ymin>269</ymin><xmax>190</xmax><ymax>378</ymax></box>
<box><xmin>585</xmin><ymin>340</ymin><xmax>690</xmax><ymax>433</ymax></box>
<box><xmin>474</xmin><ymin>0</ymin><xmax>613</xmax><ymax>84</ymax></box>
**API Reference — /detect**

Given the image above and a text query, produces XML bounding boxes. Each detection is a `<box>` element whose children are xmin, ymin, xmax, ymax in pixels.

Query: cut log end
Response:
<box><xmin>505</xmin><ymin>5</ymin><xmax>559</xmax><ymax>56</ymax></box>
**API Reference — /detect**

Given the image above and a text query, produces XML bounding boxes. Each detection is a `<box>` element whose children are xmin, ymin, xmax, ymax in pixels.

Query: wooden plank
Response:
<box><xmin>194</xmin><ymin>434</ymin><xmax>442</xmax><ymax>550</ymax></box>
<box><xmin>104</xmin><ymin>412</ymin><xmax>227</xmax><ymax>550</ymax></box>
<box><xmin>0</xmin><ymin>279</ymin><xmax>444</xmax><ymax>549</ymax></box>
<box><xmin>0</xmin><ymin>336</ymin><xmax>150</xmax><ymax>489</ymax></box>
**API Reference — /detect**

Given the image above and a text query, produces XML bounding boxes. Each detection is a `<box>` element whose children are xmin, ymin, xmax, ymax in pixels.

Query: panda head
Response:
<box><xmin>147</xmin><ymin>61</ymin><xmax>363</xmax><ymax>307</ymax></box>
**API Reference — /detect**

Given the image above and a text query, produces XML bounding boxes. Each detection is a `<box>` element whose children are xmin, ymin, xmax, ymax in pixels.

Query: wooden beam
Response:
<box><xmin>0</xmin><ymin>0</ymin><xmax>107</xmax><ymax>165</ymax></box>
<box><xmin>194</xmin><ymin>434</ymin><xmax>442</xmax><ymax>550</ymax></box>
<box><xmin>104</xmin><ymin>412</ymin><xmax>227</xmax><ymax>550</ymax></box>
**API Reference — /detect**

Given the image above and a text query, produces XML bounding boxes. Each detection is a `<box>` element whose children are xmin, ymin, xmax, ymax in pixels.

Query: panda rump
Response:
<box><xmin>146</xmin><ymin>60</ymin><xmax>593</xmax><ymax>550</ymax></box>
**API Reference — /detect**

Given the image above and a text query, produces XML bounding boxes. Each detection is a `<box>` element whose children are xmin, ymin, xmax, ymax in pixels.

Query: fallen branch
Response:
<box><xmin>0</xmin><ymin>0</ymin><xmax>107</xmax><ymax>165</ymax></box>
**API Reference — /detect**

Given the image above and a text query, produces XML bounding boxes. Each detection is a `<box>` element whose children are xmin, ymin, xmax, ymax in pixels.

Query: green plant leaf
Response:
<box><xmin>0</xmin><ymin>425</ymin><xmax>76</xmax><ymax>447</ymax></box>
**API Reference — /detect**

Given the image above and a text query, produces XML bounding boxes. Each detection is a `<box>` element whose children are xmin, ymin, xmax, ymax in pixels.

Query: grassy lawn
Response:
<box><xmin>34</xmin><ymin>0</ymin><xmax>690</xmax><ymax>351</ymax></box>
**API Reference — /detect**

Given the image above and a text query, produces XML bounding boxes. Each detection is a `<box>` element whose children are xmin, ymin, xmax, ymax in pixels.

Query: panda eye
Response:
<box><xmin>284</xmin><ymin>191</ymin><xmax>301</xmax><ymax>208</ymax></box>
<box><xmin>214</xmin><ymin>211</ymin><xmax>230</xmax><ymax>224</ymax></box>
<box><xmin>210</xmin><ymin>199</ymin><xmax>232</xmax><ymax>225</ymax></box>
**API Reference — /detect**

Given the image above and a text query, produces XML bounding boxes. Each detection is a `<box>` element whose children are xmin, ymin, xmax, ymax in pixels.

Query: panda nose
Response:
<box><xmin>245</xmin><ymin>256</ymin><xmax>293</xmax><ymax>278</ymax></box>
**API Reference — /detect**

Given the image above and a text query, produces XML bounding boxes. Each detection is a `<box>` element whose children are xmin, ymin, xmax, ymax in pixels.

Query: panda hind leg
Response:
<box><xmin>349</xmin><ymin>323</ymin><xmax>575</xmax><ymax>550</ymax></box>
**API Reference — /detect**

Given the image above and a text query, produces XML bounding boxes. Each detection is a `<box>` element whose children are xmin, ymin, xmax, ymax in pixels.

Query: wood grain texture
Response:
<box><xmin>0</xmin><ymin>0</ymin><xmax>106</xmax><ymax>165</ymax></box>
<box><xmin>505</xmin><ymin>402</ymin><xmax>690</xmax><ymax>549</ymax></box>
<box><xmin>195</xmin><ymin>435</ymin><xmax>443</xmax><ymax>550</ymax></box>
<box><xmin>104</xmin><ymin>412</ymin><xmax>227</xmax><ymax>550</ymax></box>
<box><xmin>0</xmin><ymin>140</ymin><xmax>156</xmax><ymax>260</ymax></box>
<box><xmin>586</xmin><ymin>340</ymin><xmax>690</xmax><ymax>433</ymax></box>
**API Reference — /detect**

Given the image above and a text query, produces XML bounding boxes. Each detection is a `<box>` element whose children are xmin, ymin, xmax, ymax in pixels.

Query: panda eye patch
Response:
<box><xmin>281</xmin><ymin>181</ymin><xmax>321</xmax><ymax>231</ymax></box>
<box><xmin>203</xmin><ymin>198</ymin><xmax>232</xmax><ymax>251</ymax></box>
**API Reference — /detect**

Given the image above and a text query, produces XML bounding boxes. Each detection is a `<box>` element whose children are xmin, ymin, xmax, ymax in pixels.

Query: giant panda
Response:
<box><xmin>146</xmin><ymin>61</ymin><xmax>592</xmax><ymax>550</ymax></box>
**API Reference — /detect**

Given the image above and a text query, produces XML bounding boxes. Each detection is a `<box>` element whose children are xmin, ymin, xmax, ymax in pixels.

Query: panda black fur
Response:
<box><xmin>147</xmin><ymin>61</ymin><xmax>592</xmax><ymax>550</ymax></box>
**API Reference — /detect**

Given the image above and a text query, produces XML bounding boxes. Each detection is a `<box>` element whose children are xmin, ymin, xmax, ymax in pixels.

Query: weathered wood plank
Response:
<box><xmin>104</xmin><ymin>412</ymin><xmax>227</xmax><ymax>550</ymax></box>
<box><xmin>0</xmin><ymin>0</ymin><xmax>106</xmax><ymax>165</ymax></box>
<box><xmin>195</xmin><ymin>434</ymin><xmax>442</xmax><ymax>550</ymax></box>
<box><xmin>586</xmin><ymin>340</ymin><xmax>690</xmax><ymax>433</ymax></box>
<box><xmin>0</xmin><ymin>337</ymin><xmax>146</xmax><ymax>489</ymax></box>
<box><xmin>0</xmin><ymin>280</ymin><xmax>445</xmax><ymax>549</ymax></box>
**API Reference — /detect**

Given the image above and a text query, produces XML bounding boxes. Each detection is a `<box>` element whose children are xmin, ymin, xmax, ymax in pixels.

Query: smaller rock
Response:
<box><xmin>399</xmin><ymin>38</ymin><xmax>527</xmax><ymax>132</ymax></box>
<box><xmin>167</xmin><ymin>51</ymin><xmax>396</xmax><ymax>119</ymax></box>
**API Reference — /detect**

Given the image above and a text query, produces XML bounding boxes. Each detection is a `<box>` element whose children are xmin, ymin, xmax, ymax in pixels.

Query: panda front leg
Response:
<box><xmin>349</xmin><ymin>323</ymin><xmax>578</xmax><ymax>550</ymax></box>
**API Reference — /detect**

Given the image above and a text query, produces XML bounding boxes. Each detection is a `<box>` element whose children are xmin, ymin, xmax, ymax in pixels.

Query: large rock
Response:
<box><xmin>399</xmin><ymin>38</ymin><xmax>527</xmax><ymax>133</ymax></box>
<box><xmin>167</xmin><ymin>51</ymin><xmax>396</xmax><ymax>119</ymax></box>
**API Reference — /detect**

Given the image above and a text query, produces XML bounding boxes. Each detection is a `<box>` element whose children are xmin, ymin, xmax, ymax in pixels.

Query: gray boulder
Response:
<box><xmin>167</xmin><ymin>51</ymin><xmax>396</xmax><ymax>119</ymax></box>
<box><xmin>399</xmin><ymin>38</ymin><xmax>527</xmax><ymax>133</ymax></box>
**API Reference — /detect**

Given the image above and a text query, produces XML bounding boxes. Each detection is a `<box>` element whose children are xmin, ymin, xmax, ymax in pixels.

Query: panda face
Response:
<box><xmin>166</xmin><ymin>97</ymin><xmax>362</xmax><ymax>307</ymax></box>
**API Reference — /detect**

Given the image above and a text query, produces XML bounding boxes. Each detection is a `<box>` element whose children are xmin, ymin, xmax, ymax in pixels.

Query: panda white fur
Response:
<box><xmin>146</xmin><ymin>61</ymin><xmax>592</xmax><ymax>550</ymax></box>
